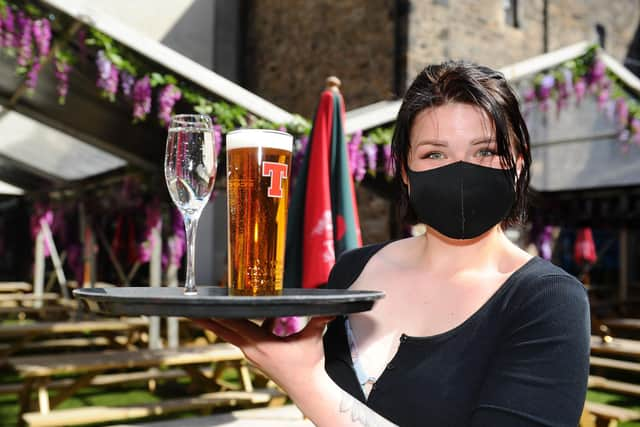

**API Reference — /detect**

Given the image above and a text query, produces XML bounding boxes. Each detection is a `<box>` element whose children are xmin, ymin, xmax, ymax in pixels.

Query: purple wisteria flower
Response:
<box><xmin>132</xmin><ymin>75</ymin><xmax>152</xmax><ymax>121</ymax></box>
<box><xmin>354</xmin><ymin>149</ymin><xmax>366</xmax><ymax>182</ymax></box>
<box><xmin>17</xmin><ymin>14</ymin><xmax>32</xmax><ymax>69</ymax></box>
<box><xmin>120</xmin><ymin>71</ymin><xmax>135</xmax><ymax>98</ymax></box>
<box><xmin>95</xmin><ymin>50</ymin><xmax>119</xmax><ymax>100</ymax></box>
<box><xmin>166</xmin><ymin>208</ymin><xmax>185</xmax><ymax>267</ymax></box>
<box><xmin>589</xmin><ymin>58</ymin><xmax>606</xmax><ymax>86</ymax></box>
<box><xmin>2</xmin><ymin>6</ymin><xmax>14</xmax><ymax>50</ymax></box>
<box><xmin>347</xmin><ymin>130</ymin><xmax>362</xmax><ymax>178</ymax></box>
<box><xmin>213</xmin><ymin>124</ymin><xmax>222</xmax><ymax>160</ymax></box>
<box><xmin>616</xmin><ymin>99</ymin><xmax>629</xmax><ymax>128</ymax></box>
<box><xmin>383</xmin><ymin>143</ymin><xmax>394</xmax><ymax>178</ymax></box>
<box><xmin>25</xmin><ymin>60</ymin><xmax>41</xmax><ymax>90</ymax></box>
<box><xmin>32</xmin><ymin>18</ymin><xmax>51</xmax><ymax>59</ymax></box>
<box><xmin>522</xmin><ymin>87</ymin><xmax>536</xmax><ymax>103</ymax></box>
<box><xmin>362</xmin><ymin>142</ymin><xmax>378</xmax><ymax>176</ymax></box>
<box><xmin>138</xmin><ymin>203</ymin><xmax>162</xmax><ymax>264</ymax></box>
<box><xmin>54</xmin><ymin>58</ymin><xmax>71</xmax><ymax>104</ymax></box>
<box><xmin>291</xmin><ymin>134</ymin><xmax>308</xmax><ymax>180</ymax></box>
<box><xmin>597</xmin><ymin>89</ymin><xmax>609</xmax><ymax>111</ymax></box>
<box><xmin>157</xmin><ymin>84</ymin><xmax>182</xmax><ymax>127</ymax></box>
<box><xmin>574</xmin><ymin>78</ymin><xmax>587</xmax><ymax>104</ymax></box>
<box><xmin>632</xmin><ymin>118</ymin><xmax>640</xmax><ymax>146</ymax></box>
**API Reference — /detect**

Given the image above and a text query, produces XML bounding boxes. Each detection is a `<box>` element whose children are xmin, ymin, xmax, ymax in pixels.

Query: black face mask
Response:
<box><xmin>407</xmin><ymin>161</ymin><xmax>516</xmax><ymax>240</ymax></box>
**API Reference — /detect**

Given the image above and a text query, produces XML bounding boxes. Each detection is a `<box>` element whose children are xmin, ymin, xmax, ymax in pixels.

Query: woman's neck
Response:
<box><xmin>414</xmin><ymin>225</ymin><xmax>518</xmax><ymax>276</ymax></box>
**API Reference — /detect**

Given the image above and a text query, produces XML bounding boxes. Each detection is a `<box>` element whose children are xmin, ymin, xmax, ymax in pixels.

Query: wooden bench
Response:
<box><xmin>590</xmin><ymin>356</ymin><xmax>640</xmax><ymax>374</ymax></box>
<box><xmin>0</xmin><ymin>282</ymin><xmax>32</xmax><ymax>293</ymax></box>
<box><xmin>589</xmin><ymin>375</ymin><xmax>640</xmax><ymax>397</ymax></box>
<box><xmin>0</xmin><ymin>293</ymin><xmax>61</xmax><ymax>305</ymax></box>
<box><xmin>9</xmin><ymin>343</ymin><xmax>260</xmax><ymax>427</ymax></box>
<box><xmin>601</xmin><ymin>318</ymin><xmax>640</xmax><ymax>332</ymax></box>
<box><xmin>591</xmin><ymin>335</ymin><xmax>640</xmax><ymax>358</ymax></box>
<box><xmin>108</xmin><ymin>404</ymin><xmax>313</xmax><ymax>427</ymax></box>
<box><xmin>0</xmin><ymin>318</ymin><xmax>149</xmax><ymax>357</ymax></box>
<box><xmin>23</xmin><ymin>389</ymin><xmax>285</xmax><ymax>427</ymax></box>
<box><xmin>0</xmin><ymin>367</ymin><xmax>193</xmax><ymax>395</ymax></box>
<box><xmin>582</xmin><ymin>401</ymin><xmax>640</xmax><ymax>427</ymax></box>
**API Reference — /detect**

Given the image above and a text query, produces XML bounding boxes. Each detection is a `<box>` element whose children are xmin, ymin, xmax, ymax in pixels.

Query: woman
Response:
<box><xmin>195</xmin><ymin>61</ymin><xmax>590</xmax><ymax>426</ymax></box>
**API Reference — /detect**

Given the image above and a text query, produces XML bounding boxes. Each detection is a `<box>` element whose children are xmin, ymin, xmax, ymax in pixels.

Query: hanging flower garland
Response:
<box><xmin>519</xmin><ymin>45</ymin><xmax>640</xmax><ymax>152</ymax></box>
<box><xmin>346</xmin><ymin>126</ymin><xmax>395</xmax><ymax>182</ymax></box>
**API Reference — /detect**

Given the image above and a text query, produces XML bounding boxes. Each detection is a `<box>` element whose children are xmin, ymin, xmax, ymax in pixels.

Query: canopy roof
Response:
<box><xmin>0</xmin><ymin>0</ymin><xmax>294</xmax><ymax>195</ymax></box>
<box><xmin>344</xmin><ymin>41</ymin><xmax>640</xmax><ymax>194</ymax></box>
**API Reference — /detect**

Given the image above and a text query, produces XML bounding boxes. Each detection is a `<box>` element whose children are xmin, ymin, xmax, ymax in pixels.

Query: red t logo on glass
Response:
<box><xmin>262</xmin><ymin>161</ymin><xmax>288</xmax><ymax>198</ymax></box>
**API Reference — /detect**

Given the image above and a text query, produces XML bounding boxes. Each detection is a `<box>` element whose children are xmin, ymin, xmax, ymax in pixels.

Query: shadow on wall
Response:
<box><xmin>160</xmin><ymin>0</ymin><xmax>244</xmax><ymax>83</ymax></box>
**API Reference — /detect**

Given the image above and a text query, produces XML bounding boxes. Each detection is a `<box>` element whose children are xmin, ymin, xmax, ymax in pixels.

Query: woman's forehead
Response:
<box><xmin>410</xmin><ymin>103</ymin><xmax>495</xmax><ymax>144</ymax></box>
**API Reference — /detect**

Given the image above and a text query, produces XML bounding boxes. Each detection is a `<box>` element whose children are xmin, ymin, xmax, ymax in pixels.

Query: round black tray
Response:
<box><xmin>73</xmin><ymin>286</ymin><xmax>385</xmax><ymax>318</ymax></box>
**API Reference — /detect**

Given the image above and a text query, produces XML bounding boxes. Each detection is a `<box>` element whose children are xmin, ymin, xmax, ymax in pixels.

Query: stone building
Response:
<box><xmin>245</xmin><ymin>0</ymin><xmax>640</xmax><ymax>117</ymax></box>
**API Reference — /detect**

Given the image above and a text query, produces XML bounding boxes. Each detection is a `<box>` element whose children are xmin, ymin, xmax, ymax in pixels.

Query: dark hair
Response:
<box><xmin>391</xmin><ymin>60</ymin><xmax>531</xmax><ymax>228</ymax></box>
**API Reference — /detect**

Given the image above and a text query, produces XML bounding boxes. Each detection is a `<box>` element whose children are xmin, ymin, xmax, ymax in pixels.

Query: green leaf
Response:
<box><xmin>150</xmin><ymin>72</ymin><xmax>165</xmax><ymax>87</ymax></box>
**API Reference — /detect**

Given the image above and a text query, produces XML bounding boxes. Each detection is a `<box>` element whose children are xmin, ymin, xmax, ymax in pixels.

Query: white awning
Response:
<box><xmin>0</xmin><ymin>180</ymin><xmax>24</xmax><ymax>195</ymax></box>
<box><xmin>0</xmin><ymin>109</ymin><xmax>126</xmax><ymax>181</ymax></box>
<box><xmin>344</xmin><ymin>41</ymin><xmax>626</xmax><ymax>134</ymax></box>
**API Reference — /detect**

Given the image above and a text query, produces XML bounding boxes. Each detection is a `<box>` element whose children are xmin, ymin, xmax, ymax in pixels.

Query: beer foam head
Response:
<box><xmin>226</xmin><ymin>129</ymin><xmax>293</xmax><ymax>152</ymax></box>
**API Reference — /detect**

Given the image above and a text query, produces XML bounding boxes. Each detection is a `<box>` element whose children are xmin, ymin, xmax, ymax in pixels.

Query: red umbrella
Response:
<box><xmin>574</xmin><ymin>227</ymin><xmax>597</xmax><ymax>265</ymax></box>
<box><xmin>284</xmin><ymin>77</ymin><xmax>362</xmax><ymax>289</ymax></box>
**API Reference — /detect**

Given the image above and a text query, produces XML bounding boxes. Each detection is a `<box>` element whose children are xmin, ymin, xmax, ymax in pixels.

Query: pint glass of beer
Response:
<box><xmin>226</xmin><ymin>129</ymin><xmax>293</xmax><ymax>296</ymax></box>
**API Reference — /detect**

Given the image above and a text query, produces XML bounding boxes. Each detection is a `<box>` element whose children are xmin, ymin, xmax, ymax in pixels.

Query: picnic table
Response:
<box><xmin>109</xmin><ymin>404</ymin><xmax>313</xmax><ymax>427</ymax></box>
<box><xmin>591</xmin><ymin>335</ymin><xmax>640</xmax><ymax>358</ymax></box>
<box><xmin>0</xmin><ymin>282</ymin><xmax>32</xmax><ymax>293</ymax></box>
<box><xmin>0</xmin><ymin>317</ymin><xmax>149</xmax><ymax>357</ymax></box>
<box><xmin>9</xmin><ymin>343</ymin><xmax>282</xmax><ymax>427</ymax></box>
<box><xmin>601</xmin><ymin>318</ymin><xmax>640</xmax><ymax>331</ymax></box>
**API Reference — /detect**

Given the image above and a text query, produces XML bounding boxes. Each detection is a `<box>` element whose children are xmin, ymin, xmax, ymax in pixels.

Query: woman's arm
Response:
<box><xmin>193</xmin><ymin>318</ymin><xmax>397</xmax><ymax>427</ymax></box>
<box><xmin>470</xmin><ymin>274</ymin><xmax>590</xmax><ymax>426</ymax></box>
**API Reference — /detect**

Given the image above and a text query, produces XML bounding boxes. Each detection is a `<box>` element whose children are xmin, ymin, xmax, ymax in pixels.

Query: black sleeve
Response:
<box><xmin>327</xmin><ymin>243</ymin><xmax>386</xmax><ymax>290</ymax></box>
<box><xmin>471</xmin><ymin>274</ymin><xmax>590</xmax><ymax>427</ymax></box>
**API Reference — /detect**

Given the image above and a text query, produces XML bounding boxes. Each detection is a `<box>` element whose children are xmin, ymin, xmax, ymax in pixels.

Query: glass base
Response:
<box><xmin>183</xmin><ymin>289</ymin><xmax>198</xmax><ymax>296</ymax></box>
<box><xmin>228</xmin><ymin>287</ymin><xmax>283</xmax><ymax>297</ymax></box>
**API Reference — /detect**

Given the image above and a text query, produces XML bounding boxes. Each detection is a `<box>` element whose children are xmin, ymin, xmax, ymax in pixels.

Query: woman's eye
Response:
<box><xmin>421</xmin><ymin>152</ymin><xmax>445</xmax><ymax>160</ymax></box>
<box><xmin>477</xmin><ymin>148</ymin><xmax>497</xmax><ymax>157</ymax></box>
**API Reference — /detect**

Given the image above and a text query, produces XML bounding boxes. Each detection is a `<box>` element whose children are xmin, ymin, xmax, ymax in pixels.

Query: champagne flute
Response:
<box><xmin>164</xmin><ymin>114</ymin><xmax>216</xmax><ymax>295</ymax></box>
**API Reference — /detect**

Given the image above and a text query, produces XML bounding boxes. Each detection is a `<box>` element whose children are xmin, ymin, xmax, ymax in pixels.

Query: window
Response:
<box><xmin>503</xmin><ymin>0</ymin><xmax>520</xmax><ymax>28</ymax></box>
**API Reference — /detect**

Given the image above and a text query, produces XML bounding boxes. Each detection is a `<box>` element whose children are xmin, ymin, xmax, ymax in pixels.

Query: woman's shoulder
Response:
<box><xmin>504</xmin><ymin>257</ymin><xmax>588</xmax><ymax>314</ymax></box>
<box><xmin>327</xmin><ymin>241</ymin><xmax>396</xmax><ymax>289</ymax></box>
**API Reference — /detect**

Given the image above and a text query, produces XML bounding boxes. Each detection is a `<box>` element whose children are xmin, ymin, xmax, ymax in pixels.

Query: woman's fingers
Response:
<box><xmin>287</xmin><ymin>316</ymin><xmax>335</xmax><ymax>341</ymax></box>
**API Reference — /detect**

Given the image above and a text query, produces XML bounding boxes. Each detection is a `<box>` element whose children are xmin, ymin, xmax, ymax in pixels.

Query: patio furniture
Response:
<box><xmin>9</xmin><ymin>342</ymin><xmax>282</xmax><ymax>427</ymax></box>
<box><xmin>0</xmin><ymin>317</ymin><xmax>149</xmax><ymax>358</ymax></box>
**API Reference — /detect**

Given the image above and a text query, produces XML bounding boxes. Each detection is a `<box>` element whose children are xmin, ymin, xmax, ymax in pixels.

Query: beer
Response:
<box><xmin>226</xmin><ymin>129</ymin><xmax>293</xmax><ymax>296</ymax></box>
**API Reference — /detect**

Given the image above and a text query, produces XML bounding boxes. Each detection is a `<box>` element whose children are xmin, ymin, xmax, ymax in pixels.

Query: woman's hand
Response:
<box><xmin>191</xmin><ymin>316</ymin><xmax>334</xmax><ymax>397</ymax></box>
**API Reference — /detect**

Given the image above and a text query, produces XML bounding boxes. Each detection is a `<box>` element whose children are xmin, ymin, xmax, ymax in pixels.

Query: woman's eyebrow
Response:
<box><xmin>471</xmin><ymin>138</ymin><xmax>496</xmax><ymax>145</ymax></box>
<box><xmin>414</xmin><ymin>139</ymin><xmax>448</xmax><ymax>147</ymax></box>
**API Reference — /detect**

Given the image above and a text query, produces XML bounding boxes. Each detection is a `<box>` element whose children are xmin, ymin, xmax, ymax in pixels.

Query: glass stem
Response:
<box><xmin>184</xmin><ymin>215</ymin><xmax>199</xmax><ymax>295</ymax></box>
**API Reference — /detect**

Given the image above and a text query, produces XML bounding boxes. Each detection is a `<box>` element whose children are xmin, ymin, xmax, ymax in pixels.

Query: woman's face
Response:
<box><xmin>407</xmin><ymin>102</ymin><xmax>508</xmax><ymax>173</ymax></box>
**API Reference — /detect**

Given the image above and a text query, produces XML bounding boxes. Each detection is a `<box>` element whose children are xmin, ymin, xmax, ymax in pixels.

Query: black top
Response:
<box><xmin>324</xmin><ymin>242</ymin><xmax>590</xmax><ymax>427</ymax></box>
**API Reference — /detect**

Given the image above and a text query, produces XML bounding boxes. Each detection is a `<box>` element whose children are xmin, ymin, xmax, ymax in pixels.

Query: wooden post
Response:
<box><xmin>33</xmin><ymin>230</ymin><xmax>45</xmax><ymax>309</ymax></box>
<box><xmin>40</xmin><ymin>221</ymin><xmax>69</xmax><ymax>299</ymax></box>
<box><xmin>149</xmin><ymin>222</ymin><xmax>163</xmax><ymax>350</ymax></box>
<box><xmin>166</xmin><ymin>262</ymin><xmax>179</xmax><ymax>349</ymax></box>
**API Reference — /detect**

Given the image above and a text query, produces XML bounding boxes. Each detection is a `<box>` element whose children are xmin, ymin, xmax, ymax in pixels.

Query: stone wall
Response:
<box><xmin>406</xmin><ymin>0</ymin><xmax>639</xmax><ymax>84</ymax></box>
<box><xmin>245</xmin><ymin>0</ymin><xmax>396</xmax><ymax>117</ymax></box>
